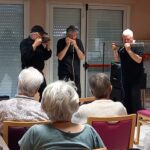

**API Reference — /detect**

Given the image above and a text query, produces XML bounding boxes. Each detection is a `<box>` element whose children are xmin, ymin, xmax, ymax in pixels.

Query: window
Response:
<box><xmin>0</xmin><ymin>3</ymin><xmax>24</xmax><ymax>97</ymax></box>
<box><xmin>85</xmin><ymin>6</ymin><xmax>125</xmax><ymax>96</ymax></box>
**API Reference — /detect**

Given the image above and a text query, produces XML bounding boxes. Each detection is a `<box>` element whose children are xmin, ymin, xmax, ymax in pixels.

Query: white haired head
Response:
<box><xmin>41</xmin><ymin>80</ymin><xmax>79</xmax><ymax>122</ymax></box>
<box><xmin>122</xmin><ymin>29</ymin><xmax>133</xmax><ymax>37</ymax></box>
<box><xmin>17</xmin><ymin>67</ymin><xmax>43</xmax><ymax>97</ymax></box>
<box><xmin>122</xmin><ymin>29</ymin><xmax>134</xmax><ymax>43</ymax></box>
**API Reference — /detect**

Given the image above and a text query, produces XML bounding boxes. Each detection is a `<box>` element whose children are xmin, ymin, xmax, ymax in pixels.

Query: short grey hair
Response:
<box><xmin>122</xmin><ymin>29</ymin><xmax>133</xmax><ymax>37</ymax></box>
<box><xmin>17</xmin><ymin>67</ymin><xmax>43</xmax><ymax>97</ymax></box>
<box><xmin>89</xmin><ymin>73</ymin><xmax>111</xmax><ymax>99</ymax></box>
<box><xmin>41</xmin><ymin>80</ymin><xmax>79</xmax><ymax>122</ymax></box>
<box><xmin>66</xmin><ymin>25</ymin><xmax>79</xmax><ymax>33</ymax></box>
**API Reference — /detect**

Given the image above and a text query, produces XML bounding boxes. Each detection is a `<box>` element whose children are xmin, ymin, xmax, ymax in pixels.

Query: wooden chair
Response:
<box><xmin>3</xmin><ymin>120</ymin><xmax>50</xmax><ymax>150</ymax></box>
<box><xmin>88</xmin><ymin>114</ymin><xmax>136</xmax><ymax>150</ymax></box>
<box><xmin>0</xmin><ymin>135</ymin><xmax>9</xmax><ymax>150</ymax></box>
<box><xmin>134</xmin><ymin>109</ymin><xmax>150</xmax><ymax>144</ymax></box>
<box><xmin>79</xmin><ymin>96</ymin><xmax>96</xmax><ymax>103</ymax></box>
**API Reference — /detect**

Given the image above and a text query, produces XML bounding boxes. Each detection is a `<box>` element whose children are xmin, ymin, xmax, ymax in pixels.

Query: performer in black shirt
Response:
<box><xmin>112</xmin><ymin>29</ymin><xmax>144</xmax><ymax>114</ymax></box>
<box><xmin>57</xmin><ymin>25</ymin><xmax>85</xmax><ymax>97</ymax></box>
<box><xmin>20</xmin><ymin>25</ymin><xmax>52</xmax><ymax>101</ymax></box>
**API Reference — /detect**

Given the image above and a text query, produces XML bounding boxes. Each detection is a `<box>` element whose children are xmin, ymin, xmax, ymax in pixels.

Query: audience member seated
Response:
<box><xmin>0</xmin><ymin>67</ymin><xmax>48</xmax><ymax>135</ymax></box>
<box><xmin>19</xmin><ymin>81</ymin><xmax>106</xmax><ymax>150</ymax></box>
<box><xmin>72</xmin><ymin>73</ymin><xmax>127</xmax><ymax>124</ymax></box>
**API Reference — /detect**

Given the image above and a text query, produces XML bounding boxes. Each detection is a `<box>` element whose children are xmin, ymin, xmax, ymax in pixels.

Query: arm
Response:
<box><xmin>20</xmin><ymin>36</ymin><xmax>46</xmax><ymax>63</ymax></box>
<box><xmin>71</xmin><ymin>39</ymin><xmax>85</xmax><ymax>60</ymax></box>
<box><xmin>20</xmin><ymin>39</ymin><xmax>36</xmax><ymax>63</ymax></box>
<box><xmin>124</xmin><ymin>43</ymin><xmax>142</xmax><ymax>63</ymax></box>
<box><xmin>42</xmin><ymin>47</ymin><xmax>52</xmax><ymax>60</ymax></box>
<box><xmin>57</xmin><ymin>37</ymin><xmax>70</xmax><ymax>60</ymax></box>
<box><xmin>32</xmin><ymin>38</ymin><xmax>42</xmax><ymax>51</ymax></box>
<box><xmin>112</xmin><ymin>43</ymin><xmax>120</xmax><ymax>62</ymax></box>
<box><xmin>30</xmin><ymin>32</ymin><xmax>52</xmax><ymax>60</ymax></box>
<box><xmin>90</xmin><ymin>126</ymin><xmax>106</xmax><ymax>149</ymax></box>
<box><xmin>32</xmin><ymin>36</ymin><xmax>52</xmax><ymax>60</ymax></box>
<box><xmin>41</xmin><ymin>40</ymin><xmax>52</xmax><ymax>60</ymax></box>
<box><xmin>19</xmin><ymin>126</ymin><xmax>35</xmax><ymax>150</ymax></box>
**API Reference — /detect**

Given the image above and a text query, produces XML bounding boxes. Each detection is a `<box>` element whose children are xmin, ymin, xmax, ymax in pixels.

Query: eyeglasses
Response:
<box><xmin>67</xmin><ymin>32</ymin><xmax>78</xmax><ymax>39</ymax></box>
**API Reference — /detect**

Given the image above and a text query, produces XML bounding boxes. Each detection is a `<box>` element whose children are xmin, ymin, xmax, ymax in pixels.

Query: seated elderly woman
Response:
<box><xmin>0</xmin><ymin>67</ymin><xmax>48</xmax><ymax>135</ymax></box>
<box><xmin>19</xmin><ymin>81</ymin><xmax>106</xmax><ymax>150</ymax></box>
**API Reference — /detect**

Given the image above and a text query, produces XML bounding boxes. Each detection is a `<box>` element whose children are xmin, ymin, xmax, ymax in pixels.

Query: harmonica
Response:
<box><xmin>42</xmin><ymin>37</ymin><xmax>50</xmax><ymax>43</ymax></box>
<box><xmin>115</xmin><ymin>42</ymin><xmax>144</xmax><ymax>48</ymax></box>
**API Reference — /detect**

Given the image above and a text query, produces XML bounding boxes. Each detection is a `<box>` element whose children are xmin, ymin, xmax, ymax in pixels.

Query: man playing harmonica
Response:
<box><xmin>57</xmin><ymin>25</ymin><xmax>85</xmax><ymax>97</ymax></box>
<box><xmin>20</xmin><ymin>25</ymin><xmax>52</xmax><ymax>101</ymax></box>
<box><xmin>112</xmin><ymin>29</ymin><xmax>144</xmax><ymax>114</ymax></box>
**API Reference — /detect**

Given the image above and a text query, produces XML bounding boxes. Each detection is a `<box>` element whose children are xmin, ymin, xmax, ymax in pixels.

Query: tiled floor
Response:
<box><xmin>134</xmin><ymin>125</ymin><xmax>150</xmax><ymax>149</ymax></box>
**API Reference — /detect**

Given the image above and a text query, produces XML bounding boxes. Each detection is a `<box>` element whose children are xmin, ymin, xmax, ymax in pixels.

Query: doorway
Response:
<box><xmin>47</xmin><ymin>3</ymin><xmax>128</xmax><ymax>97</ymax></box>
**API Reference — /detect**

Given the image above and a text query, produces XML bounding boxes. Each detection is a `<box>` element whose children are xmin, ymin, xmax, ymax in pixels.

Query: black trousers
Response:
<box><xmin>122</xmin><ymin>80</ymin><xmax>142</xmax><ymax>114</ymax></box>
<box><xmin>38</xmin><ymin>74</ymin><xmax>47</xmax><ymax>102</ymax></box>
<box><xmin>58</xmin><ymin>74</ymin><xmax>81</xmax><ymax>97</ymax></box>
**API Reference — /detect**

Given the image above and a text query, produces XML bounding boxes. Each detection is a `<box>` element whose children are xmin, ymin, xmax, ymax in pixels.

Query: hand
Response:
<box><xmin>42</xmin><ymin>40</ymin><xmax>51</xmax><ymax>50</ymax></box>
<box><xmin>34</xmin><ymin>38</ymin><xmax>42</xmax><ymax>47</ymax></box>
<box><xmin>112</xmin><ymin>43</ymin><xmax>117</xmax><ymax>51</ymax></box>
<box><xmin>65</xmin><ymin>37</ymin><xmax>71</xmax><ymax>46</ymax></box>
<box><xmin>30</xmin><ymin>32</ymin><xmax>41</xmax><ymax>40</ymax></box>
<box><xmin>70</xmin><ymin>39</ymin><xmax>76</xmax><ymax>47</ymax></box>
<box><xmin>124</xmin><ymin>43</ymin><xmax>131</xmax><ymax>52</ymax></box>
<box><xmin>32</xmin><ymin>38</ymin><xmax>42</xmax><ymax>50</ymax></box>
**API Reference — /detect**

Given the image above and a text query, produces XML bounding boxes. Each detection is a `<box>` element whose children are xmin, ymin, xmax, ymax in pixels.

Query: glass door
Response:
<box><xmin>48</xmin><ymin>4</ymin><xmax>128</xmax><ymax>97</ymax></box>
<box><xmin>52</xmin><ymin>7</ymin><xmax>81</xmax><ymax>82</ymax></box>
<box><xmin>85</xmin><ymin>8</ymin><xmax>123</xmax><ymax>96</ymax></box>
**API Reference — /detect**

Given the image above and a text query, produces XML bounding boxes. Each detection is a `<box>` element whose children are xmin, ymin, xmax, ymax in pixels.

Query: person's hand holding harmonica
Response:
<box><xmin>112</xmin><ymin>43</ymin><xmax>118</xmax><ymax>51</ymax></box>
<box><xmin>124</xmin><ymin>43</ymin><xmax>131</xmax><ymax>52</ymax></box>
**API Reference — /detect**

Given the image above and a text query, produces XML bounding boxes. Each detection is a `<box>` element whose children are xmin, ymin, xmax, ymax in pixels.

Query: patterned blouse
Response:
<box><xmin>0</xmin><ymin>95</ymin><xmax>49</xmax><ymax>135</ymax></box>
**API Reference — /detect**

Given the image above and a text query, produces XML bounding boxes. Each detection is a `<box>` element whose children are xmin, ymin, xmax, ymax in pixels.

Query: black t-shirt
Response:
<box><xmin>118</xmin><ymin>46</ymin><xmax>144</xmax><ymax>83</ymax></box>
<box><xmin>20</xmin><ymin>37</ymin><xmax>52</xmax><ymax>71</ymax></box>
<box><xmin>57</xmin><ymin>38</ymin><xmax>84</xmax><ymax>77</ymax></box>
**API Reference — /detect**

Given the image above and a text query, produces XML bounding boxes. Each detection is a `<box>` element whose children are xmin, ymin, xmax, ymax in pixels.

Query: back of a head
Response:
<box><xmin>41</xmin><ymin>81</ymin><xmax>79</xmax><ymax>122</ymax></box>
<box><xmin>122</xmin><ymin>29</ymin><xmax>133</xmax><ymax>37</ymax></box>
<box><xmin>89</xmin><ymin>73</ymin><xmax>111</xmax><ymax>99</ymax></box>
<box><xmin>17</xmin><ymin>67</ymin><xmax>43</xmax><ymax>97</ymax></box>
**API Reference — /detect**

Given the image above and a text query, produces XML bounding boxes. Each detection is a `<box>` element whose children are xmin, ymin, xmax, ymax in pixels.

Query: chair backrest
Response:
<box><xmin>3</xmin><ymin>120</ymin><xmax>50</xmax><ymax>150</ymax></box>
<box><xmin>88</xmin><ymin>114</ymin><xmax>136</xmax><ymax>150</ymax></box>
